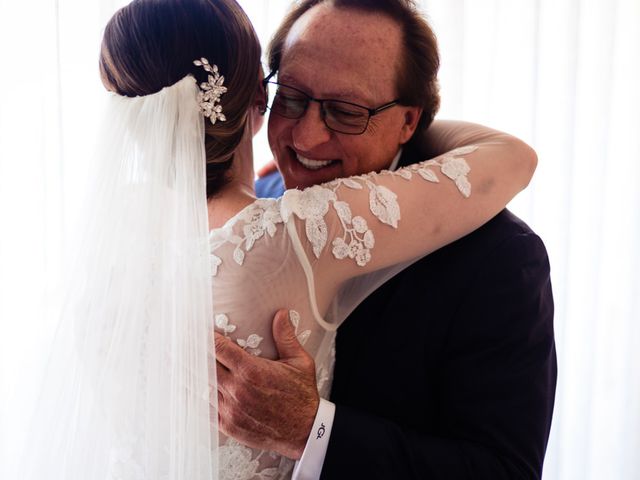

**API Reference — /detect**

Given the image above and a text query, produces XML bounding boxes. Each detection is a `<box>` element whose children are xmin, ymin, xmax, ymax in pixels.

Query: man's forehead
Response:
<box><xmin>280</xmin><ymin>4</ymin><xmax>402</xmax><ymax>99</ymax></box>
<box><xmin>284</xmin><ymin>5</ymin><xmax>402</xmax><ymax>59</ymax></box>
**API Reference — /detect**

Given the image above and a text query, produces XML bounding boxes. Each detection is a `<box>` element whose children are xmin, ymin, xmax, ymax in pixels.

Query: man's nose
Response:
<box><xmin>291</xmin><ymin>102</ymin><xmax>331</xmax><ymax>152</ymax></box>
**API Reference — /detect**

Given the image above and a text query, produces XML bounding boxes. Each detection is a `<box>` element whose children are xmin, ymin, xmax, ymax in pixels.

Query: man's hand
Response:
<box><xmin>215</xmin><ymin>309</ymin><xmax>320</xmax><ymax>459</ymax></box>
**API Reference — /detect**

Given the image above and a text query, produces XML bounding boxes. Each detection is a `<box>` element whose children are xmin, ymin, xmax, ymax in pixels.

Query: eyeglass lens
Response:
<box><xmin>266</xmin><ymin>83</ymin><xmax>371</xmax><ymax>134</ymax></box>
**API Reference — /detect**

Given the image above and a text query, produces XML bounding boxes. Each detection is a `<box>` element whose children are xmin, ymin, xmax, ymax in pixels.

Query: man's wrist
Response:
<box><xmin>292</xmin><ymin>399</ymin><xmax>336</xmax><ymax>480</ymax></box>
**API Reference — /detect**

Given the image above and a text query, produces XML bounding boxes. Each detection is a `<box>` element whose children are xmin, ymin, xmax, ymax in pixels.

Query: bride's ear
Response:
<box><xmin>249</xmin><ymin>73</ymin><xmax>267</xmax><ymax>136</ymax></box>
<box><xmin>255</xmin><ymin>74</ymin><xmax>267</xmax><ymax>115</ymax></box>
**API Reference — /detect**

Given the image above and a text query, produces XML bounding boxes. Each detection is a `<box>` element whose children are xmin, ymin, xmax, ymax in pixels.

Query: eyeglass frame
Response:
<box><xmin>262</xmin><ymin>72</ymin><xmax>400</xmax><ymax>135</ymax></box>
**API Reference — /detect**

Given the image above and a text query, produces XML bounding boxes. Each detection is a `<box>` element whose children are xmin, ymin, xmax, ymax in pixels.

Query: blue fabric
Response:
<box><xmin>255</xmin><ymin>170</ymin><xmax>285</xmax><ymax>199</ymax></box>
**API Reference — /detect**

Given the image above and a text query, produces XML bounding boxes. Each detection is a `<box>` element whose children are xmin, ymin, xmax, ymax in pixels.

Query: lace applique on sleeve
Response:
<box><xmin>209</xmin><ymin>198</ymin><xmax>284</xmax><ymax>276</ymax></box>
<box><xmin>209</xmin><ymin>145</ymin><xmax>475</xmax><ymax>272</ymax></box>
<box><xmin>280</xmin><ymin>145</ymin><xmax>477</xmax><ymax>267</ymax></box>
<box><xmin>215</xmin><ymin>313</ymin><xmax>263</xmax><ymax>356</ymax></box>
<box><xmin>289</xmin><ymin>310</ymin><xmax>312</xmax><ymax>346</ymax></box>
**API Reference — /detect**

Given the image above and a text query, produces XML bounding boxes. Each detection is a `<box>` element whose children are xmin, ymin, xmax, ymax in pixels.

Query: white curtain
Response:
<box><xmin>421</xmin><ymin>1</ymin><xmax>640</xmax><ymax>479</ymax></box>
<box><xmin>0</xmin><ymin>0</ymin><xmax>128</xmax><ymax>470</ymax></box>
<box><xmin>1</xmin><ymin>0</ymin><xmax>638</xmax><ymax>478</ymax></box>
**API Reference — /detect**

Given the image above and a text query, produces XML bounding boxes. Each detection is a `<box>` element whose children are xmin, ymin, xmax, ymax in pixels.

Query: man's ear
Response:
<box><xmin>398</xmin><ymin>106</ymin><xmax>423</xmax><ymax>145</ymax></box>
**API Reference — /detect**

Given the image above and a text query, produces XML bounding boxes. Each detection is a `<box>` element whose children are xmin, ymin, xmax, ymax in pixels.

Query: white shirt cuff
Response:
<box><xmin>292</xmin><ymin>398</ymin><xmax>336</xmax><ymax>480</ymax></box>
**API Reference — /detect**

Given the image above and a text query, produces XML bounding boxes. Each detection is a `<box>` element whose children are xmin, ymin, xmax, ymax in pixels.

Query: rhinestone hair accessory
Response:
<box><xmin>193</xmin><ymin>57</ymin><xmax>227</xmax><ymax>125</ymax></box>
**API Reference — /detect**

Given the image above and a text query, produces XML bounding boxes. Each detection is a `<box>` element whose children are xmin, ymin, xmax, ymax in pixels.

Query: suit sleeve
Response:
<box><xmin>320</xmin><ymin>232</ymin><xmax>556</xmax><ymax>479</ymax></box>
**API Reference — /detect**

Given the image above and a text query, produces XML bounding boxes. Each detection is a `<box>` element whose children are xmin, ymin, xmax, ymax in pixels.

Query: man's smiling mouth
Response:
<box><xmin>296</xmin><ymin>154</ymin><xmax>336</xmax><ymax>170</ymax></box>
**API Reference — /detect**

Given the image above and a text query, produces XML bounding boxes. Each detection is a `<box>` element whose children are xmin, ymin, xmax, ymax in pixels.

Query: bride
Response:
<box><xmin>16</xmin><ymin>0</ymin><xmax>536</xmax><ymax>479</ymax></box>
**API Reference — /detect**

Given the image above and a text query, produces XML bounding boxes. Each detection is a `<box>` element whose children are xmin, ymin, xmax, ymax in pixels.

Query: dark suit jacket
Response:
<box><xmin>257</xmin><ymin>146</ymin><xmax>556</xmax><ymax>479</ymax></box>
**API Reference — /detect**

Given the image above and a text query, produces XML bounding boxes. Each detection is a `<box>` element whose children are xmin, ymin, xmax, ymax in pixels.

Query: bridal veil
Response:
<box><xmin>15</xmin><ymin>76</ymin><xmax>218</xmax><ymax>479</ymax></box>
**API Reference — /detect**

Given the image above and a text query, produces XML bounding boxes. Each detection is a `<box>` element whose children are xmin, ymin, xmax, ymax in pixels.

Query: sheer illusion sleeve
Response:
<box><xmin>280</xmin><ymin>134</ymin><xmax>535</xmax><ymax>329</ymax></box>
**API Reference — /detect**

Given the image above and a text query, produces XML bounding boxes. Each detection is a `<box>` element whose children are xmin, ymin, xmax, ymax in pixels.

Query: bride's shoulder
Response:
<box><xmin>209</xmin><ymin>196</ymin><xmax>284</xmax><ymax>252</ymax></box>
<box><xmin>210</xmin><ymin>197</ymin><xmax>280</xmax><ymax>233</ymax></box>
<box><xmin>208</xmin><ymin>196</ymin><xmax>296</xmax><ymax>277</ymax></box>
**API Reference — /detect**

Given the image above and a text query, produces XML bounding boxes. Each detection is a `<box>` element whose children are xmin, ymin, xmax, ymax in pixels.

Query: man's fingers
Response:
<box><xmin>272</xmin><ymin>310</ymin><xmax>315</xmax><ymax>375</ymax></box>
<box><xmin>215</xmin><ymin>332</ymin><xmax>264</xmax><ymax>386</ymax></box>
<box><xmin>214</xmin><ymin>332</ymin><xmax>247</xmax><ymax>370</ymax></box>
<box><xmin>218</xmin><ymin>399</ymin><xmax>274</xmax><ymax>453</ymax></box>
<box><xmin>272</xmin><ymin>309</ymin><xmax>302</xmax><ymax>359</ymax></box>
<box><xmin>215</xmin><ymin>360</ymin><xmax>233</xmax><ymax>391</ymax></box>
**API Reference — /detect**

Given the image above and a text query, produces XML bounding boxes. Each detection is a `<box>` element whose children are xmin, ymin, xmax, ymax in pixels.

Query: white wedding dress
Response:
<box><xmin>210</xmin><ymin>148</ymin><xmax>476</xmax><ymax>479</ymax></box>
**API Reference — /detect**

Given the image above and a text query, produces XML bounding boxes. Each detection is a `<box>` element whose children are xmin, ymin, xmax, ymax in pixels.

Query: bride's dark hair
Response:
<box><xmin>100</xmin><ymin>0</ymin><xmax>262</xmax><ymax>198</ymax></box>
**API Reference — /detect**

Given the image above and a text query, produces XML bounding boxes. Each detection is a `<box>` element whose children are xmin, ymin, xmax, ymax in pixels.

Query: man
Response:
<box><xmin>215</xmin><ymin>1</ymin><xmax>556</xmax><ymax>478</ymax></box>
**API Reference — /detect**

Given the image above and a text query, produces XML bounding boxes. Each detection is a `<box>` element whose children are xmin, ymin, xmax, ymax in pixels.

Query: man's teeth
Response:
<box><xmin>296</xmin><ymin>154</ymin><xmax>333</xmax><ymax>170</ymax></box>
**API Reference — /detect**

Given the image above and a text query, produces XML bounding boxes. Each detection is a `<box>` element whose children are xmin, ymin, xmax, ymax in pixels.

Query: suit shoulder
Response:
<box><xmin>385</xmin><ymin>210</ymin><xmax>549</xmax><ymax>291</ymax></box>
<box><xmin>444</xmin><ymin>209</ymin><xmax>547</xmax><ymax>260</ymax></box>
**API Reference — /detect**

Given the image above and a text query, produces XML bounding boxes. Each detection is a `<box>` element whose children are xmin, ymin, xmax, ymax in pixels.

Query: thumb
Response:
<box><xmin>272</xmin><ymin>309</ymin><xmax>306</xmax><ymax>361</ymax></box>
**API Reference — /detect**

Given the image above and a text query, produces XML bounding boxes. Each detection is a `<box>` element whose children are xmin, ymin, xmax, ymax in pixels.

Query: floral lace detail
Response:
<box><xmin>215</xmin><ymin>313</ymin><xmax>264</xmax><ymax>356</ymax></box>
<box><xmin>236</xmin><ymin>333</ymin><xmax>264</xmax><ymax>356</ymax></box>
<box><xmin>210</xmin><ymin>199</ymin><xmax>283</xmax><ymax>276</ymax></box>
<box><xmin>210</xmin><ymin>146</ymin><xmax>475</xmax><ymax>272</ymax></box>
<box><xmin>219</xmin><ymin>438</ymin><xmax>293</xmax><ymax>480</ymax></box>
<box><xmin>280</xmin><ymin>183</ymin><xmax>379</xmax><ymax>266</ymax></box>
<box><xmin>280</xmin><ymin>186</ymin><xmax>336</xmax><ymax>258</ymax></box>
<box><xmin>330</xmin><ymin>201</ymin><xmax>375</xmax><ymax>267</ymax></box>
<box><xmin>393</xmin><ymin>145</ymin><xmax>475</xmax><ymax>198</ymax></box>
<box><xmin>280</xmin><ymin>146</ymin><xmax>476</xmax><ymax>267</ymax></box>
<box><xmin>289</xmin><ymin>310</ymin><xmax>311</xmax><ymax>346</ymax></box>
<box><xmin>210</xmin><ymin>254</ymin><xmax>222</xmax><ymax>276</ymax></box>
<box><xmin>215</xmin><ymin>314</ymin><xmax>236</xmax><ymax>335</ymax></box>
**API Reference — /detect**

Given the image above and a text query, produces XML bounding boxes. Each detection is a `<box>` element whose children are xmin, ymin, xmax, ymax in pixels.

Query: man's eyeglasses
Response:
<box><xmin>263</xmin><ymin>74</ymin><xmax>399</xmax><ymax>135</ymax></box>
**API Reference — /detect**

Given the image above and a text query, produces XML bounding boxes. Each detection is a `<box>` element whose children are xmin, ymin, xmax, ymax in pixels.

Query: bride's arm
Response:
<box><xmin>416</xmin><ymin>119</ymin><xmax>536</xmax><ymax>160</ymax></box>
<box><xmin>284</xmin><ymin>120</ymin><xmax>536</xmax><ymax>298</ymax></box>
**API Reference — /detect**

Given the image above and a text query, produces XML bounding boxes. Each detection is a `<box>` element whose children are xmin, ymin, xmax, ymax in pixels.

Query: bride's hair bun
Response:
<box><xmin>99</xmin><ymin>0</ymin><xmax>262</xmax><ymax>198</ymax></box>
